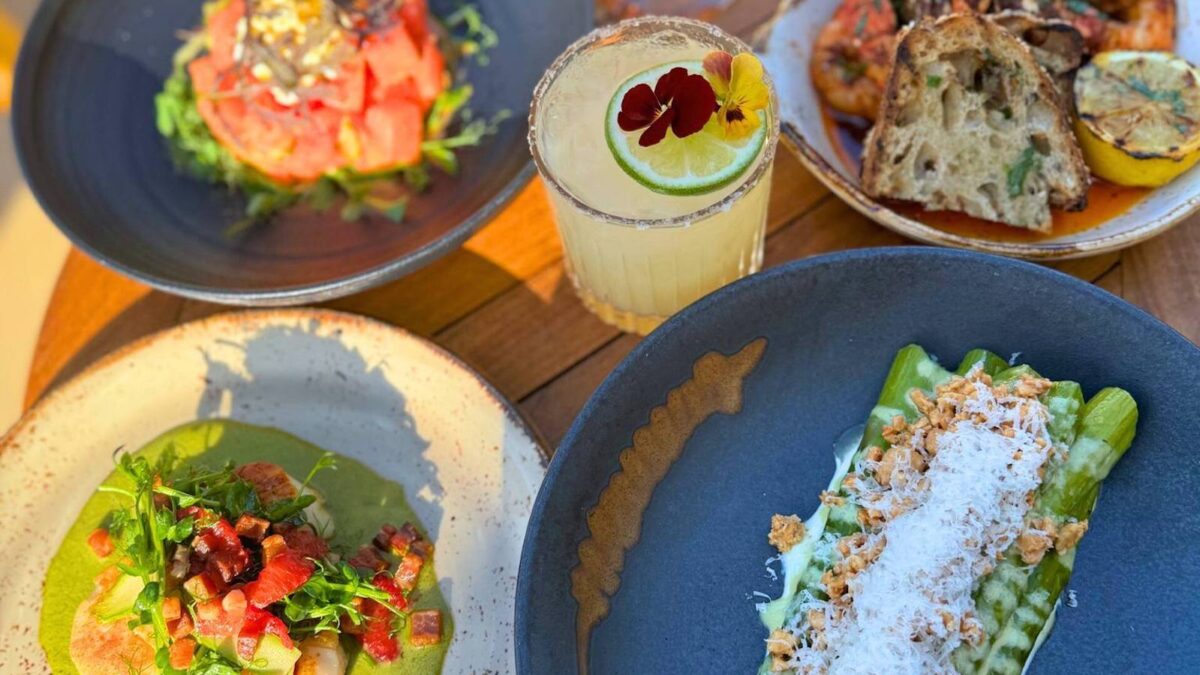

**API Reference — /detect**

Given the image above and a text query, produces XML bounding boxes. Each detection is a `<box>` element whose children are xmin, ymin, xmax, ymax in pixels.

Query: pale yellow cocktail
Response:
<box><xmin>529</xmin><ymin>17</ymin><xmax>780</xmax><ymax>334</ymax></box>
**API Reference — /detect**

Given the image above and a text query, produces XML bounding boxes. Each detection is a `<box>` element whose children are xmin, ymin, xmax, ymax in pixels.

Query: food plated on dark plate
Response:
<box><xmin>759</xmin><ymin>345</ymin><xmax>1135</xmax><ymax>673</ymax></box>
<box><xmin>760</xmin><ymin>0</ymin><xmax>1200</xmax><ymax>258</ymax></box>
<box><xmin>0</xmin><ymin>309</ymin><xmax>548</xmax><ymax>673</ymax></box>
<box><xmin>516</xmin><ymin>248</ymin><xmax>1200</xmax><ymax>674</ymax></box>
<box><xmin>13</xmin><ymin>0</ymin><xmax>591</xmax><ymax>303</ymax></box>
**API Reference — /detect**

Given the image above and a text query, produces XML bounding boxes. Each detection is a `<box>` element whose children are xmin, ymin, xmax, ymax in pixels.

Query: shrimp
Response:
<box><xmin>811</xmin><ymin>0</ymin><xmax>899</xmax><ymax>119</ymax></box>
<box><xmin>994</xmin><ymin>0</ymin><xmax>1175</xmax><ymax>52</ymax></box>
<box><xmin>1098</xmin><ymin>0</ymin><xmax>1175</xmax><ymax>50</ymax></box>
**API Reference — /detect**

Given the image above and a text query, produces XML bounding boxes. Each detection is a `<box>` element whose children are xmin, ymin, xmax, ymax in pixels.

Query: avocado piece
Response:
<box><xmin>247</xmin><ymin>634</ymin><xmax>301</xmax><ymax>674</ymax></box>
<box><xmin>92</xmin><ymin>574</ymin><xmax>145</xmax><ymax>623</ymax></box>
<box><xmin>195</xmin><ymin>633</ymin><xmax>300</xmax><ymax>674</ymax></box>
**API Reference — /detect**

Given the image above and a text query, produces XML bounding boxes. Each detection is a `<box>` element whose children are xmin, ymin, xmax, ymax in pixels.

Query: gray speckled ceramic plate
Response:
<box><xmin>759</xmin><ymin>0</ymin><xmax>1200</xmax><ymax>260</ymax></box>
<box><xmin>0</xmin><ymin>309</ymin><xmax>546</xmax><ymax>673</ymax></box>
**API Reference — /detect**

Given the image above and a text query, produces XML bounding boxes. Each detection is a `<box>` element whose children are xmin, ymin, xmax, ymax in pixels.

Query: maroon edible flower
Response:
<box><xmin>617</xmin><ymin>67</ymin><xmax>717</xmax><ymax>147</ymax></box>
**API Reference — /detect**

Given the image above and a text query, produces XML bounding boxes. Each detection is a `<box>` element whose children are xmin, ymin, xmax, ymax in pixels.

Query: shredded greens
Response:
<box><xmin>154</xmin><ymin>3</ymin><xmax>505</xmax><ymax>234</ymax></box>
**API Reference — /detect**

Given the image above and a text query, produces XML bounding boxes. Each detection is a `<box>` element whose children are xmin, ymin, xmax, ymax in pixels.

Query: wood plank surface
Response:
<box><xmin>21</xmin><ymin>0</ymin><xmax>1200</xmax><ymax>453</ymax></box>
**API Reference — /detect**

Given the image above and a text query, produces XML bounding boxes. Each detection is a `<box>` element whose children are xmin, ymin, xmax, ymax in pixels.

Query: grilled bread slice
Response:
<box><xmin>861</xmin><ymin>13</ymin><xmax>1090</xmax><ymax>231</ymax></box>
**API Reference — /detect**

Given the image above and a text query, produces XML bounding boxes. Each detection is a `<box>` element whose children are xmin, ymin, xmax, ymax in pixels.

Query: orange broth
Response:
<box><xmin>818</xmin><ymin>104</ymin><xmax>1151</xmax><ymax>242</ymax></box>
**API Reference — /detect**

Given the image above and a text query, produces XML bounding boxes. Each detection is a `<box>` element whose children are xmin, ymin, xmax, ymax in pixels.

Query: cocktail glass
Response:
<box><xmin>529</xmin><ymin>16</ymin><xmax>780</xmax><ymax>334</ymax></box>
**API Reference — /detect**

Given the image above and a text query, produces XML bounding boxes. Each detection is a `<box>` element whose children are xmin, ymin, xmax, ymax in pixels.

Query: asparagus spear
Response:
<box><xmin>957</xmin><ymin>349</ymin><xmax>1011</xmax><ymax>377</ymax></box>
<box><xmin>827</xmin><ymin>345</ymin><xmax>951</xmax><ymax>535</ymax></box>
<box><xmin>765</xmin><ymin>345</ymin><xmax>951</xmax><ymax>633</ymax></box>
<box><xmin>957</xmin><ymin>388</ymin><xmax>1138</xmax><ymax>673</ymax></box>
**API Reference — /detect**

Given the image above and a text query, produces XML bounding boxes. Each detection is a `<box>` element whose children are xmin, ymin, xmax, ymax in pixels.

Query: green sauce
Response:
<box><xmin>40</xmin><ymin>420</ymin><xmax>451</xmax><ymax>674</ymax></box>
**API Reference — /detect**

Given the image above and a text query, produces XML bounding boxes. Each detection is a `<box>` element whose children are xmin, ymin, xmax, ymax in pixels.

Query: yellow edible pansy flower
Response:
<box><xmin>703</xmin><ymin>51</ymin><xmax>769</xmax><ymax>140</ymax></box>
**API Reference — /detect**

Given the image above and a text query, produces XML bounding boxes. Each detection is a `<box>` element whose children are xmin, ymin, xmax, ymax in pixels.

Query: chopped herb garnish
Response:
<box><xmin>1006</xmin><ymin>145</ymin><xmax>1040</xmax><ymax>198</ymax></box>
<box><xmin>1126</xmin><ymin>76</ymin><xmax>1187</xmax><ymax>116</ymax></box>
<box><xmin>926</xmin><ymin>74</ymin><xmax>943</xmax><ymax>88</ymax></box>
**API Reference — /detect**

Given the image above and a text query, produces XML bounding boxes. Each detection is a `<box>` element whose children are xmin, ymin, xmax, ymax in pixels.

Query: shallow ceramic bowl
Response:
<box><xmin>758</xmin><ymin>0</ymin><xmax>1200</xmax><ymax>259</ymax></box>
<box><xmin>0</xmin><ymin>309</ymin><xmax>547</xmax><ymax>673</ymax></box>
<box><xmin>517</xmin><ymin>248</ymin><xmax>1200</xmax><ymax>673</ymax></box>
<box><xmin>13</xmin><ymin>0</ymin><xmax>591</xmax><ymax>304</ymax></box>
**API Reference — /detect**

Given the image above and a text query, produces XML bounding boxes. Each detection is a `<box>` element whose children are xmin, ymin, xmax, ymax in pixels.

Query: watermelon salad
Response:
<box><xmin>77</xmin><ymin>452</ymin><xmax>444</xmax><ymax>674</ymax></box>
<box><xmin>155</xmin><ymin>0</ymin><xmax>499</xmax><ymax>228</ymax></box>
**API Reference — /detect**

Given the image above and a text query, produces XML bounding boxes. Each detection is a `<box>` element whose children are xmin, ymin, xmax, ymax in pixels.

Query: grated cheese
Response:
<box><xmin>787</xmin><ymin>373</ymin><xmax>1053</xmax><ymax>674</ymax></box>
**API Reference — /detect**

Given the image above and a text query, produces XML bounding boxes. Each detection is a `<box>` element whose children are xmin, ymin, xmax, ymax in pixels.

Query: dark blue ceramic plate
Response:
<box><xmin>517</xmin><ymin>248</ymin><xmax>1200</xmax><ymax>674</ymax></box>
<box><xmin>13</xmin><ymin>0</ymin><xmax>590</xmax><ymax>304</ymax></box>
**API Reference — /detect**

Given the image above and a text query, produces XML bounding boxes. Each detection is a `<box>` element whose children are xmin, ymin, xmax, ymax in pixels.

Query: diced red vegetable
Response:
<box><xmin>372</xmin><ymin>572</ymin><xmax>408</xmax><ymax>611</ymax></box>
<box><xmin>244</xmin><ymin>550</ymin><xmax>314</xmax><ymax>608</ymax></box>
<box><xmin>176</xmin><ymin>505</ymin><xmax>216</xmax><ymax>527</ymax></box>
<box><xmin>237</xmin><ymin>606</ymin><xmax>293</xmax><ymax>660</ymax></box>
<box><xmin>169</xmin><ymin>612</ymin><xmax>194</xmax><ymax>639</ymax></box>
<box><xmin>86</xmin><ymin>528</ymin><xmax>114</xmax><ymax>558</ymax></box>
<box><xmin>194</xmin><ymin>595</ymin><xmax>246</xmax><ymax>638</ymax></box>
<box><xmin>386</xmin><ymin>523</ymin><xmax>421</xmax><ymax>557</ymax></box>
<box><xmin>409</xmin><ymin>610</ymin><xmax>443</xmax><ymax>647</ymax></box>
<box><xmin>192</xmin><ymin>518</ymin><xmax>250</xmax><ymax>583</ymax></box>
<box><xmin>234</xmin><ymin>513</ymin><xmax>270</xmax><ymax>541</ymax></box>
<box><xmin>349</xmin><ymin>545</ymin><xmax>389</xmax><ymax>573</ymax></box>
<box><xmin>276</xmin><ymin>523</ymin><xmax>329</xmax><ymax>560</ymax></box>
<box><xmin>373</xmin><ymin>524</ymin><xmax>399</xmax><ymax>551</ymax></box>
<box><xmin>161</xmin><ymin>596</ymin><xmax>182</xmax><ymax>622</ymax></box>
<box><xmin>360</xmin><ymin>599</ymin><xmax>400</xmax><ymax>663</ymax></box>
<box><xmin>168</xmin><ymin>636</ymin><xmax>197</xmax><ymax>669</ymax></box>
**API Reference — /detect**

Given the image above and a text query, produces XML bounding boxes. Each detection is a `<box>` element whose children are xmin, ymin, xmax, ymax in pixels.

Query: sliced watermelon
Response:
<box><xmin>399</xmin><ymin>0</ymin><xmax>431</xmax><ymax>46</ymax></box>
<box><xmin>205</xmin><ymin>0</ymin><xmax>245</xmax><ymax>72</ymax></box>
<box><xmin>354</xmin><ymin>89</ymin><xmax>423</xmax><ymax>173</ymax></box>
<box><xmin>362</xmin><ymin>23</ymin><xmax>422</xmax><ymax>94</ymax></box>
<box><xmin>188</xmin><ymin>0</ymin><xmax>447</xmax><ymax>184</ymax></box>
<box><xmin>317</xmin><ymin>57</ymin><xmax>368</xmax><ymax>113</ymax></box>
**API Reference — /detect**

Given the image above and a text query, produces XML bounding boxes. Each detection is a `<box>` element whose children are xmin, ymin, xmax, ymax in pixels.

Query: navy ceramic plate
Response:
<box><xmin>13</xmin><ymin>0</ymin><xmax>590</xmax><ymax>304</ymax></box>
<box><xmin>517</xmin><ymin>248</ymin><xmax>1200</xmax><ymax>674</ymax></box>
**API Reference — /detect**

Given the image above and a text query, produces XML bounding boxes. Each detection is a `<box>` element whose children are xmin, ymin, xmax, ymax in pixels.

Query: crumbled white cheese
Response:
<box><xmin>791</xmin><ymin>376</ymin><xmax>1053</xmax><ymax>674</ymax></box>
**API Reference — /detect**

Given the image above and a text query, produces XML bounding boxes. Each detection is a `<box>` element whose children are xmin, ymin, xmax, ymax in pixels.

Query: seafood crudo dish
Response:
<box><xmin>759</xmin><ymin>345</ymin><xmax>1138</xmax><ymax>674</ymax></box>
<box><xmin>40</xmin><ymin>421</ymin><xmax>449</xmax><ymax>674</ymax></box>
<box><xmin>810</xmin><ymin>0</ymin><xmax>1200</xmax><ymax>233</ymax></box>
<box><xmin>156</xmin><ymin>0</ymin><xmax>499</xmax><ymax>228</ymax></box>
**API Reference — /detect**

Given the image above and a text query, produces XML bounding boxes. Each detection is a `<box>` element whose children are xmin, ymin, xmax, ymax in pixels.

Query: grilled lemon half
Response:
<box><xmin>1074</xmin><ymin>51</ymin><xmax>1200</xmax><ymax>188</ymax></box>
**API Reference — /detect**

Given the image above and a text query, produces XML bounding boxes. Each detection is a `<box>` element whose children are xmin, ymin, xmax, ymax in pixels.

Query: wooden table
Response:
<box><xmin>22</xmin><ymin>3</ymin><xmax>1200</xmax><ymax>449</ymax></box>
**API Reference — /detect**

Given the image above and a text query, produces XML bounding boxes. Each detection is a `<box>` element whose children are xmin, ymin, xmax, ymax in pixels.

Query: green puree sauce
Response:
<box><xmin>39</xmin><ymin>420</ymin><xmax>451</xmax><ymax>674</ymax></box>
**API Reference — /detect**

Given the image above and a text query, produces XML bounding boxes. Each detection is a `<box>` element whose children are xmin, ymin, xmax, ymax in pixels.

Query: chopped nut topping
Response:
<box><xmin>767</xmin><ymin>629</ymin><xmax>798</xmax><ymax>671</ymax></box>
<box><xmin>1017</xmin><ymin>531</ymin><xmax>1053</xmax><ymax>565</ymax></box>
<box><xmin>768</xmin><ymin>514</ymin><xmax>806</xmax><ymax>553</ymax></box>
<box><xmin>1055</xmin><ymin>520</ymin><xmax>1088</xmax><ymax>551</ymax></box>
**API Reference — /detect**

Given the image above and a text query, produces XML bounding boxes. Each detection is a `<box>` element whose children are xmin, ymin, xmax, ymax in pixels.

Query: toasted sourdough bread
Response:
<box><xmin>861</xmin><ymin>13</ymin><xmax>1090</xmax><ymax>231</ymax></box>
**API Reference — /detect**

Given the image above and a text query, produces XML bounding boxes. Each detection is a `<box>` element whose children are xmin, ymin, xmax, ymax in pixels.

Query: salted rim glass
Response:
<box><xmin>527</xmin><ymin>15</ymin><xmax>781</xmax><ymax>230</ymax></box>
